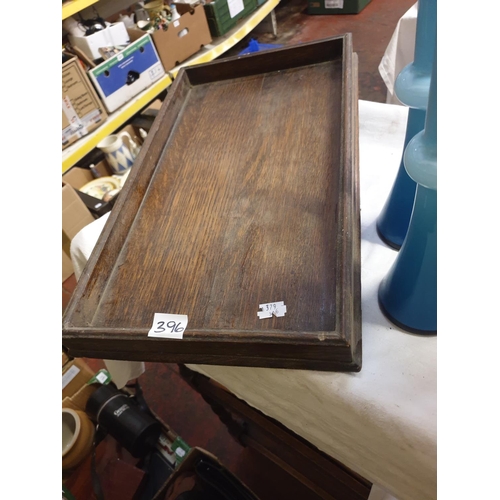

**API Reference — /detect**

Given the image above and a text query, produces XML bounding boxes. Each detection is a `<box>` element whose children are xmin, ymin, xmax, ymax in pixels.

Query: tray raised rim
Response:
<box><xmin>62</xmin><ymin>34</ymin><xmax>361</xmax><ymax>371</ymax></box>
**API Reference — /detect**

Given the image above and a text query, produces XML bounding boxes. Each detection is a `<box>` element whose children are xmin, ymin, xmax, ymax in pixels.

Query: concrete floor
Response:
<box><xmin>222</xmin><ymin>0</ymin><xmax>416</xmax><ymax>103</ymax></box>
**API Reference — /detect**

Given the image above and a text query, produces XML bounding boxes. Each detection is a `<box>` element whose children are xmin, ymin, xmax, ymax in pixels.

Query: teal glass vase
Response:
<box><xmin>376</xmin><ymin>0</ymin><xmax>436</xmax><ymax>250</ymax></box>
<box><xmin>378</xmin><ymin>48</ymin><xmax>437</xmax><ymax>334</ymax></box>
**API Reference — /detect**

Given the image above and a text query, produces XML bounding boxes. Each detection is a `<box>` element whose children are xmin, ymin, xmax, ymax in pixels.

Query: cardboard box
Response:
<box><xmin>128</xmin><ymin>4</ymin><xmax>212</xmax><ymax>73</ymax></box>
<box><xmin>62</xmin><ymin>351</ymin><xmax>70</xmax><ymax>368</ymax></box>
<box><xmin>62</xmin><ymin>396</ymin><xmax>80</xmax><ymax>411</ymax></box>
<box><xmin>69</xmin><ymin>22</ymin><xmax>130</xmax><ymax>61</ymax></box>
<box><xmin>203</xmin><ymin>0</ymin><xmax>258</xmax><ymax>37</ymax></box>
<box><xmin>306</xmin><ymin>0</ymin><xmax>372</xmax><ymax>14</ymax></box>
<box><xmin>157</xmin><ymin>447</ymin><xmax>260</xmax><ymax>500</ymax></box>
<box><xmin>63</xmin><ymin>161</ymin><xmax>116</xmax><ymax>219</ymax></box>
<box><xmin>142</xmin><ymin>407</ymin><xmax>259</xmax><ymax>499</ymax></box>
<box><xmin>141</xmin><ymin>99</ymin><xmax>163</xmax><ymax>117</ymax></box>
<box><xmin>88</xmin><ymin>34</ymin><xmax>165</xmax><ymax>113</ymax></box>
<box><xmin>62</xmin><ymin>56</ymin><xmax>108</xmax><ymax>150</ymax></box>
<box><xmin>62</xmin><ymin>358</ymin><xmax>95</xmax><ymax>400</ymax></box>
<box><xmin>62</xmin><ymin>182</ymin><xmax>96</xmax><ymax>281</ymax></box>
<box><xmin>63</xmin><ymin>383</ymin><xmax>98</xmax><ymax>412</ymax></box>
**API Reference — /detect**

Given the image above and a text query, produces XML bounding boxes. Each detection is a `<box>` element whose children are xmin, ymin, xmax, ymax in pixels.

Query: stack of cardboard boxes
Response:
<box><xmin>62</xmin><ymin>1</ymin><xmax>216</xmax><ymax>144</ymax></box>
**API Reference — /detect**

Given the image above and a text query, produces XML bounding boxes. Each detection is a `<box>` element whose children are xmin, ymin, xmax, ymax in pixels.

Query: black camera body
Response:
<box><xmin>86</xmin><ymin>384</ymin><xmax>162</xmax><ymax>458</ymax></box>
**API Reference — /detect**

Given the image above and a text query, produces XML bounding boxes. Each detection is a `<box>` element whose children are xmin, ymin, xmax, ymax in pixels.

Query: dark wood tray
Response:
<box><xmin>62</xmin><ymin>34</ymin><xmax>361</xmax><ymax>371</ymax></box>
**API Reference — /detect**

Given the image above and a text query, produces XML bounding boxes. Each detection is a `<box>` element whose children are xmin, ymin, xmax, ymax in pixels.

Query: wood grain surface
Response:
<box><xmin>63</xmin><ymin>35</ymin><xmax>361</xmax><ymax>371</ymax></box>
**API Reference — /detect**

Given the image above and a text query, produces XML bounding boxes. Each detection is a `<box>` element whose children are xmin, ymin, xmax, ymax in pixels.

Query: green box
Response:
<box><xmin>307</xmin><ymin>0</ymin><xmax>372</xmax><ymax>15</ymax></box>
<box><xmin>204</xmin><ymin>0</ymin><xmax>258</xmax><ymax>37</ymax></box>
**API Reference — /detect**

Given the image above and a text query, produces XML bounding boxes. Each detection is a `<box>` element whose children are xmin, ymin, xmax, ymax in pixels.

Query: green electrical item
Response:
<box><xmin>171</xmin><ymin>436</ymin><xmax>191</xmax><ymax>466</ymax></box>
<box><xmin>203</xmin><ymin>0</ymin><xmax>258</xmax><ymax>37</ymax></box>
<box><xmin>62</xmin><ymin>485</ymin><xmax>76</xmax><ymax>500</ymax></box>
<box><xmin>87</xmin><ymin>369</ymin><xmax>112</xmax><ymax>386</ymax></box>
<box><xmin>306</xmin><ymin>0</ymin><xmax>372</xmax><ymax>15</ymax></box>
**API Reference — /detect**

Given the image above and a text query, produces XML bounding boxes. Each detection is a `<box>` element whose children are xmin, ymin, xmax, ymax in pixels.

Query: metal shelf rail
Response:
<box><xmin>62</xmin><ymin>0</ymin><xmax>100</xmax><ymax>20</ymax></box>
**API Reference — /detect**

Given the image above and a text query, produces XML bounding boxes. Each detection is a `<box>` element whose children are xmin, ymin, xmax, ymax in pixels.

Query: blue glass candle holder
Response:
<box><xmin>378</xmin><ymin>50</ymin><xmax>437</xmax><ymax>334</ymax></box>
<box><xmin>376</xmin><ymin>0</ymin><xmax>436</xmax><ymax>250</ymax></box>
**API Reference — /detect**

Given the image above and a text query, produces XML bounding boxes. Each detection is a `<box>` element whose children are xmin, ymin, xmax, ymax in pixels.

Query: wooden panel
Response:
<box><xmin>62</xmin><ymin>35</ymin><xmax>361</xmax><ymax>371</ymax></box>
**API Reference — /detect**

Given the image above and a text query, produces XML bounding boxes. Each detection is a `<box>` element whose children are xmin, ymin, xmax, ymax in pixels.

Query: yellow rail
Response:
<box><xmin>62</xmin><ymin>0</ymin><xmax>100</xmax><ymax>20</ymax></box>
<box><xmin>62</xmin><ymin>0</ymin><xmax>280</xmax><ymax>173</ymax></box>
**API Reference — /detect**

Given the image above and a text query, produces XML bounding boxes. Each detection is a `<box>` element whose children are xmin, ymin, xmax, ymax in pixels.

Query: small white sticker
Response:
<box><xmin>96</xmin><ymin>372</ymin><xmax>108</xmax><ymax>384</ymax></box>
<box><xmin>149</xmin><ymin>64</ymin><xmax>163</xmax><ymax>81</ymax></box>
<box><xmin>157</xmin><ymin>434</ymin><xmax>176</xmax><ymax>464</ymax></box>
<box><xmin>228</xmin><ymin>0</ymin><xmax>244</xmax><ymax>18</ymax></box>
<box><xmin>175</xmin><ymin>447</ymin><xmax>186</xmax><ymax>457</ymax></box>
<box><xmin>258</xmin><ymin>301</ymin><xmax>287</xmax><ymax>319</ymax></box>
<box><xmin>62</xmin><ymin>365</ymin><xmax>80</xmax><ymax>389</ymax></box>
<box><xmin>173</xmin><ymin>20</ymin><xmax>180</xmax><ymax>27</ymax></box>
<box><xmin>148</xmin><ymin>313</ymin><xmax>188</xmax><ymax>339</ymax></box>
<box><xmin>325</xmin><ymin>0</ymin><xmax>344</xmax><ymax>7</ymax></box>
<box><xmin>62</xmin><ymin>96</ymin><xmax>88</xmax><ymax>137</ymax></box>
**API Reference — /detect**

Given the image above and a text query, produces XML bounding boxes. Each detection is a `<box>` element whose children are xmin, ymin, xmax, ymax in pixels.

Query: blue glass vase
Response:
<box><xmin>378</xmin><ymin>49</ymin><xmax>437</xmax><ymax>334</ymax></box>
<box><xmin>376</xmin><ymin>0</ymin><xmax>436</xmax><ymax>250</ymax></box>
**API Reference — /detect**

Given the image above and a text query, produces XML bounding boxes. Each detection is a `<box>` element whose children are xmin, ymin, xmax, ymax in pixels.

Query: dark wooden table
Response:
<box><xmin>178</xmin><ymin>365</ymin><xmax>372</xmax><ymax>500</ymax></box>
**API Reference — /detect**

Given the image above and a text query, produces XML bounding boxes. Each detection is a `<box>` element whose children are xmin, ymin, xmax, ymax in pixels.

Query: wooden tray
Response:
<box><xmin>62</xmin><ymin>35</ymin><xmax>361</xmax><ymax>371</ymax></box>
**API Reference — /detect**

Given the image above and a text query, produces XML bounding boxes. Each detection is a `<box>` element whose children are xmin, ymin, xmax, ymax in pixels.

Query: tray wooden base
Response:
<box><xmin>63</xmin><ymin>35</ymin><xmax>361</xmax><ymax>372</ymax></box>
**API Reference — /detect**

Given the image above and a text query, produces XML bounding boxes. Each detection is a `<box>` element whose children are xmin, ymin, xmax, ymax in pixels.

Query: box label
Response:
<box><xmin>62</xmin><ymin>107</ymin><xmax>102</xmax><ymax>144</ymax></box>
<box><xmin>88</xmin><ymin>369</ymin><xmax>112</xmax><ymax>385</ymax></box>
<box><xmin>228</xmin><ymin>0</ymin><xmax>245</xmax><ymax>18</ymax></box>
<box><xmin>325</xmin><ymin>0</ymin><xmax>344</xmax><ymax>7</ymax></box>
<box><xmin>90</xmin><ymin>37</ymin><xmax>162</xmax><ymax>97</ymax></box>
<box><xmin>157</xmin><ymin>433</ymin><xmax>177</xmax><ymax>465</ymax></box>
<box><xmin>62</xmin><ymin>365</ymin><xmax>80</xmax><ymax>389</ymax></box>
<box><xmin>62</xmin><ymin>62</ymin><xmax>97</xmax><ymax>112</ymax></box>
<box><xmin>91</xmin><ymin>36</ymin><xmax>151</xmax><ymax>76</ymax></box>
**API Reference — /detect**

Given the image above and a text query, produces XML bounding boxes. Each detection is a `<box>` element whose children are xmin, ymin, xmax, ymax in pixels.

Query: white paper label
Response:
<box><xmin>62</xmin><ymin>96</ymin><xmax>88</xmax><ymax>137</ymax></box>
<box><xmin>228</xmin><ymin>0</ymin><xmax>244</xmax><ymax>18</ymax></box>
<box><xmin>175</xmin><ymin>447</ymin><xmax>186</xmax><ymax>457</ymax></box>
<box><xmin>62</xmin><ymin>365</ymin><xmax>80</xmax><ymax>389</ymax></box>
<box><xmin>96</xmin><ymin>372</ymin><xmax>108</xmax><ymax>384</ymax></box>
<box><xmin>258</xmin><ymin>301</ymin><xmax>287</xmax><ymax>319</ymax></box>
<box><xmin>157</xmin><ymin>434</ymin><xmax>177</xmax><ymax>464</ymax></box>
<box><xmin>173</xmin><ymin>20</ymin><xmax>180</xmax><ymax>27</ymax></box>
<box><xmin>149</xmin><ymin>64</ymin><xmax>164</xmax><ymax>81</ymax></box>
<box><xmin>325</xmin><ymin>0</ymin><xmax>344</xmax><ymax>8</ymax></box>
<box><xmin>148</xmin><ymin>313</ymin><xmax>188</xmax><ymax>339</ymax></box>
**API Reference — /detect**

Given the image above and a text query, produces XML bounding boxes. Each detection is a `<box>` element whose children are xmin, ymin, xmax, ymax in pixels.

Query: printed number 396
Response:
<box><xmin>154</xmin><ymin>321</ymin><xmax>185</xmax><ymax>334</ymax></box>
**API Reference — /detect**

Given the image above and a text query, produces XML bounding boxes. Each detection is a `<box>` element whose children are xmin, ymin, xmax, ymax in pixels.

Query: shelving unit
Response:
<box><xmin>62</xmin><ymin>0</ymin><xmax>281</xmax><ymax>173</ymax></box>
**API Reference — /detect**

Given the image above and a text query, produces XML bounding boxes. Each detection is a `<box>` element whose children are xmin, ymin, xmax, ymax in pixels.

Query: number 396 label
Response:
<box><xmin>148</xmin><ymin>313</ymin><xmax>188</xmax><ymax>339</ymax></box>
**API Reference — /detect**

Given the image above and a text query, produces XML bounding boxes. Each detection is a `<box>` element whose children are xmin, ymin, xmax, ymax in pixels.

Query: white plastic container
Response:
<box><xmin>69</xmin><ymin>22</ymin><xmax>130</xmax><ymax>61</ymax></box>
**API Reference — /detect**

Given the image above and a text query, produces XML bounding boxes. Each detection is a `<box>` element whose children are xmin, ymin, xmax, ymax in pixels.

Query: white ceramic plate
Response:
<box><xmin>80</xmin><ymin>177</ymin><xmax>121</xmax><ymax>200</ymax></box>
